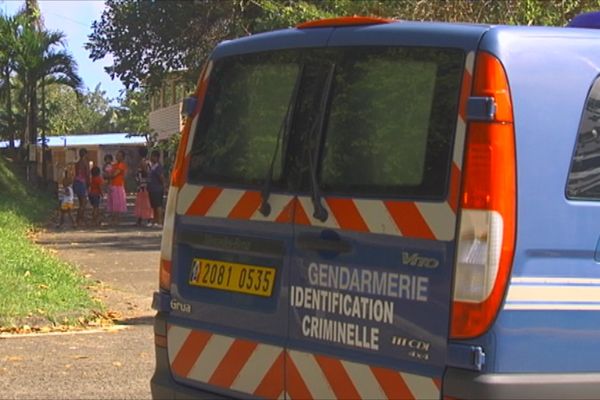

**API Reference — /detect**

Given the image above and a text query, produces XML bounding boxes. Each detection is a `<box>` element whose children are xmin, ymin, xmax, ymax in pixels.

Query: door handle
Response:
<box><xmin>296</xmin><ymin>233</ymin><xmax>352</xmax><ymax>254</ymax></box>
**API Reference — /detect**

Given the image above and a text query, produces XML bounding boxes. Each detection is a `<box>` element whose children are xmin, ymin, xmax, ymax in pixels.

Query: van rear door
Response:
<box><xmin>165</xmin><ymin>29</ymin><xmax>332</xmax><ymax>398</ymax></box>
<box><xmin>288</xmin><ymin>23</ymin><xmax>486</xmax><ymax>399</ymax></box>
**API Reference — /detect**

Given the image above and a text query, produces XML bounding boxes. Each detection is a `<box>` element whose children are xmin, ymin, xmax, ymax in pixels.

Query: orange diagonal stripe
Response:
<box><xmin>286</xmin><ymin>354</ymin><xmax>313</xmax><ymax>400</ymax></box>
<box><xmin>314</xmin><ymin>355</ymin><xmax>360</xmax><ymax>399</ymax></box>
<box><xmin>293</xmin><ymin>198</ymin><xmax>311</xmax><ymax>225</ymax></box>
<box><xmin>208</xmin><ymin>339</ymin><xmax>257</xmax><ymax>388</ymax></box>
<box><xmin>385</xmin><ymin>201</ymin><xmax>435</xmax><ymax>240</ymax></box>
<box><xmin>186</xmin><ymin>186</ymin><xmax>222</xmax><ymax>216</ymax></box>
<box><xmin>275</xmin><ymin>198</ymin><xmax>295</xmax><ymax>223</ymax></box>
<box><xmin>228</xmin><ymin>191</ymin><xmax>261</xmax><ymax>220</ymax></box>
<box><xmin>253</xmin><ymin>350</ymin><xmax>285</xmax><ymax>399</ymax></box>
<box><xmin>370</xmin><ymin>367</ymin><xmax>414</xmax><ymax>400</ymax></box>
<box><xmin>170</xmin><ymin>330</ymin><xmax>212</xmax><ymax>378</ymax></box>
<box><xmin>326</xmin><ymin>197</ymin><xmax>369</xmax><ymax>232</ymax></box>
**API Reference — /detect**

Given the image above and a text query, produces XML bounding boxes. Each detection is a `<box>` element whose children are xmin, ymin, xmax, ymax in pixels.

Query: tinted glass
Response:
<box><xmin>319</xmin><ymin>48</ymin><xmax>463</xmax><ymax>198</ymax></box>
<box><xmin>188</xmin><ymin>52</ymin><xmax>300</xmax><ymax>186</ymax></box>
<box><xmin>568</xmin><ymin>78</ymin><xmax>600</xmax><ymax>199</ymax></box>
<box><xmin>188</xmin><ymin>47</ymin><xmax>464</xmax><ymax>198</ymax></box>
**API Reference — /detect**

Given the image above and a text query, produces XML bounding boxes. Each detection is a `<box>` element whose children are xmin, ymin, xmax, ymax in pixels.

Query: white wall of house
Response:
<box><xmin>149</xmin><ymin>102</ymin><xmax>184</xmax><ymax>141</ymax></box>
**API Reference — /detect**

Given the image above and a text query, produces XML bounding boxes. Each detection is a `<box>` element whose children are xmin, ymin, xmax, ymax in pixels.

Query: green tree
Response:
<box><xmin>44</xmin><ymin>84</ymin><xmax>118</xmax><ymax>135</ymax></box>
<box><xmin>14</xmin><ymin>24</ymin><xmax>82</xmax><ymax>146</ymax></box>
<box><xmin>87</xmin><ymin>0</ymin><xmax>600</xmax><ymax>93</ymax></box>
<box><xmin>86</xmin><ymin>0</ymin><xmax>337</xmax><ymax>91</ymax></box>
<box><xmin>113</xmin><ymin>89</ymin><xmax>150</xmax><ymax>137</ymax></box>
<box><xmin>0</xmin><ymin>12</ymin><xmax>26</xmax><ymax>149</ymax></box>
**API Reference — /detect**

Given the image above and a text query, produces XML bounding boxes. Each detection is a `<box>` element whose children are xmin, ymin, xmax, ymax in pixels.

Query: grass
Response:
<box><xmin>0</xmin><ymin>155</ymin><xmax>101</xmax><ymax>327</ymax></box>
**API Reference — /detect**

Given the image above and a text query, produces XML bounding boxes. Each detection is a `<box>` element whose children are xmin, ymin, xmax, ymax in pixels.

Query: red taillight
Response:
<box><xmin>159</xmin><ymin>258</ymin><xmax>172</xmax><ymax>291</ymax></box>
<box><xmin>161</xmin><ymin>62</ymin><xmax>212</xmax><ymax>292</ymax></box>
<box><xmin>171</xmin><ymin>61</ymin><xmax>212</xmax><ymax>188</ymax></box>
<box><xmin>155</xmin><ymin>334</ymin><xmax>168</xmax><ymax>348</ymax></box>
<box><xmin>297</xmin><ymin>16</ymin><xmax>393</xmax><ymax>29</ymax></box>
<box><xmin>451</xmin><ymin>52</ymin><xmax>517</xmax><ymax>339</ymax></box>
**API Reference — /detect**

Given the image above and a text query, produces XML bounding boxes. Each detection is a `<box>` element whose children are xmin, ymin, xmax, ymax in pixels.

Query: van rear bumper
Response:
<box><xmin>150</xmin><ymin>345</ymin><xmax>228</xmax><ymax>400</ymax></box>
<box><xmin>444</xmin><ymin>368</ymin><xmax>600</xmax><ymax>400</ymax></box>
<box><xmin>151</xmin><ymin>311</ymin><xmax>229</xmax><ymax>400</ymax></box>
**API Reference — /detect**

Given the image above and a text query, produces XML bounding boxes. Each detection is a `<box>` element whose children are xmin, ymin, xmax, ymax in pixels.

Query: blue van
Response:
<box><xmin>151</xmin><ymin>15</ymin><xmax>600</xmax><ymax>399</ymax></box>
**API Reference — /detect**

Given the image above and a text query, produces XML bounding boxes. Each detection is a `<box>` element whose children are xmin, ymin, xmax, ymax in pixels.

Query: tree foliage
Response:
<box><xmin>43</xmin><ymin>84</ymin><xmax>150</xmax><ymax>137</ymax></box>
<box><xmin>0</xmin><ymin>7</ymin><xmax>152</xmax><ymax>148</ymax></box>
<box><xmin>112</xmin><ymin>89</ymin><xmax>150</xmax><ymax>137</ymax></box>
<box><xmin>87</xmin><ymin>0</ymin><xmax>600</xmax><ymax>92</ymax></box>
<box><xmin>0</xmin><ymin>8</ymin><xmax>83</xmax><ymax>148</ymax></box>
<box><xmin>44</xmin><ymin>84</ymin><xmax>114</xmax><ymax>135</ymax></box>
<box><xmin>15</xmin><ymin>26</ymin><xmax>83</xmax><ymax>144</ymax></box>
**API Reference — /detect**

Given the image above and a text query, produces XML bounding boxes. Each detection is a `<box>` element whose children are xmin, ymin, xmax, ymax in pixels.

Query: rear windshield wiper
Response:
<box><xmin>259</xmin><ymin>65</ymin><xmax>304</xmax><ymax>217</ymax></box>
<box><xmin>307</xmin><ymin>63</ymin><xmax>336</xmax><ymax>222</ymax></box>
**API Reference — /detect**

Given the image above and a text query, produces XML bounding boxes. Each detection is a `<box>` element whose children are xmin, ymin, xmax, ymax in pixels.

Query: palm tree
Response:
<box><xmin>14</xmin><ymin>24</ymin><xmax>82</xmax><ymax>148</ymax></box>
<box><xmin>0</xmin><ymin>13</ymin><xmax>25</xmax><ymax>149</ymax></box>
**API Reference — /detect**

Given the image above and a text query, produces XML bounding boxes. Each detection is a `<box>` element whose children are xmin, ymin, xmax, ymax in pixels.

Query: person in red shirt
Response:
<box><xmin>88</xmin><ymin>166</ymin><xmax>104</xmax><ymax>226</ymax></box>
<box><xmin>110</xmin><ymin>150</ymin><xmax>128</xmax><ymax>225</ymax></box>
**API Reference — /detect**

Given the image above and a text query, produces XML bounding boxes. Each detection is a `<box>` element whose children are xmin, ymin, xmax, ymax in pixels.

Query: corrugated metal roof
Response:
<box><xmin>0</xmin><ymin>133</ymin><xmax>147</xmax><ymax>148</ymax></box>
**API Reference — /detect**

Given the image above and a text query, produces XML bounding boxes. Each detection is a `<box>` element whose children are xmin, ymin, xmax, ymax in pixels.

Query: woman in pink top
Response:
<box><xmin>110</xmin><ymin>150</ymin><xmax>128</xmax><ymax>225</ymax></box>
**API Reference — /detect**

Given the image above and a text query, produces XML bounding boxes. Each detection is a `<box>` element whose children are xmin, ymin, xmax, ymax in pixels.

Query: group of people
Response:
<box><xmin>57</xmin><ymin>147</ymin><xmax>165</xmax><ymax>229</ymax></box>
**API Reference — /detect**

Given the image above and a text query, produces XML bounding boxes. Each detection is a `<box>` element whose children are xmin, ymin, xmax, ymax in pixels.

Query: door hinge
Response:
<box><xmin>447</xmin><ymin>343</ymin><xmax>486</xmax><ymax>371</ymax></box>
<box><xmin>467</xmin><ymin>96</ymin><xmax>496</xmax><ymax>121</ymax></box>
<box><xmin>473</xmin><ymin>346</ymin><xmax>486</xmax><ymax>370</ymax></box>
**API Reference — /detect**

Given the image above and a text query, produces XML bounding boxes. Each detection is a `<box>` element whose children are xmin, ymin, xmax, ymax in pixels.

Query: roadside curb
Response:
<box><xmin>0</xmin><ymin>324</ymin><xmax>129</xmax><ymax>339</ymax></box>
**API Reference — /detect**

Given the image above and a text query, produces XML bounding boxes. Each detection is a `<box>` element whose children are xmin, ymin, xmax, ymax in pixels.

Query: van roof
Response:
<box><xmin>211</xmin><ymin>20</ymin><xmax>600</xmax><ymax>61</ymax></box>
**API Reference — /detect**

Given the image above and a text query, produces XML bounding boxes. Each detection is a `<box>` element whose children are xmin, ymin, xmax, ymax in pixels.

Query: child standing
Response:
<box><xmin>88</xmin><ymin>166</ymin><xmax>104</xmax><ymax>226</ymax></box>
<box><xmin>57</xmin><ymin>176</ymin><xmax>76</xmax><ymax>228</ymax></box>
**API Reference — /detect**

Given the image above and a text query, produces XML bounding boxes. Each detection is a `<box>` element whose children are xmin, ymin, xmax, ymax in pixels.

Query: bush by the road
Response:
<box><xmin>0</xmin><ymin>155</ymin><xmax>100</xmax><ymax>328</ymax></box>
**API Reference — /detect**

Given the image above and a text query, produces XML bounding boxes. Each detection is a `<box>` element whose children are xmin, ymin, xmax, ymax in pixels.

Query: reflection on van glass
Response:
<box><xmin>568</xmin><ymin>83</ymin><xmax>600</xmax><ymax>199</ymax></box>
<box><xmin>188</xmin><ymin>47</ymin><xmax>463</xmax><ymax>199</ymax></box>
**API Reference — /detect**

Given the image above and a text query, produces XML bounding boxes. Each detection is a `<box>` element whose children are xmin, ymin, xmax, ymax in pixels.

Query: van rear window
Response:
<box><xmin>188</xmin><ymin>51</ymin><xmax>300</xmax><ymax>186</ymax></box>
<box><xmin>188</xmin><ymin>47</ymin><xmax>463</xmax><ymax>199</ymax></box>
<box><xmin>319</xmin><ymin>48</ymin><xmax>462</xmax><ymax>197</ymax></box>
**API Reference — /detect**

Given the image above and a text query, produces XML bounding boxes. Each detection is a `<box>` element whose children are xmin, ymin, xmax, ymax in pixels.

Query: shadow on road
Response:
<box><xmin>117</xmin><ymin>315</ymin><xmax>154</xmax><ymax>326</ymax></box>
<box><xmin>37</xmin><ymin>231</ymin><xmax>161</xmax><ymax>252</ymax></box>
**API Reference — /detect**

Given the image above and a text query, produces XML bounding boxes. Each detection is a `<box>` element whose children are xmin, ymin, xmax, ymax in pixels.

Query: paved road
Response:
<box><xmin>0</xmin><ymin>220</ymin><xmax>161</xmax><ymax>399</ymax></box>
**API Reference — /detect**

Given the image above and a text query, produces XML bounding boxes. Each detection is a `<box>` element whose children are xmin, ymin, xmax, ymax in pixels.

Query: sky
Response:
<box><xmin>1</xmin><ymin>0</ymin><xmax>125</xmax><ymax>101</ymax></box>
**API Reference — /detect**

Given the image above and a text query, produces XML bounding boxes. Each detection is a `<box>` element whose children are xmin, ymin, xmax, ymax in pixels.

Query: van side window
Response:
<box><xmin>319</xmin><ymin>48</ymin><xmax>463</xmax><ymax>198</ymax></box>
<box><xmin>188</xmin><ymin>53</ymin><xmax>300</xmax><ymax>186</ymax></box>
<box><xmin>567</xmin><ymin>78</ymin><xmax>600</xmax><ymax>199</ymax></box>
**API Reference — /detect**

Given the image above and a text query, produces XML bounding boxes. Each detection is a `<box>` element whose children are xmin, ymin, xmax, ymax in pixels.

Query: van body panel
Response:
<box><xmin>326</xmin><ymin>20</ymin><xmax>488</xmax><ymax>48</ymax></box>
<box><xmin>474</xmin><ymin>27</ymin><xmax>600</xmax><ymax>373</ymax></box>
<box><xmin>287</xmin><ymin>23</ymin><xmax>483</xmax><ymax>394</ymax></box>
<box><xmin>212</xmin><ymin>27</ymin><xmax>335</xmax><ymax>59</ymax></box>
<box><xmin>153</xmin><ymin>20</ymin><xmax>600</xmax><ymax>400</ymax></box>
